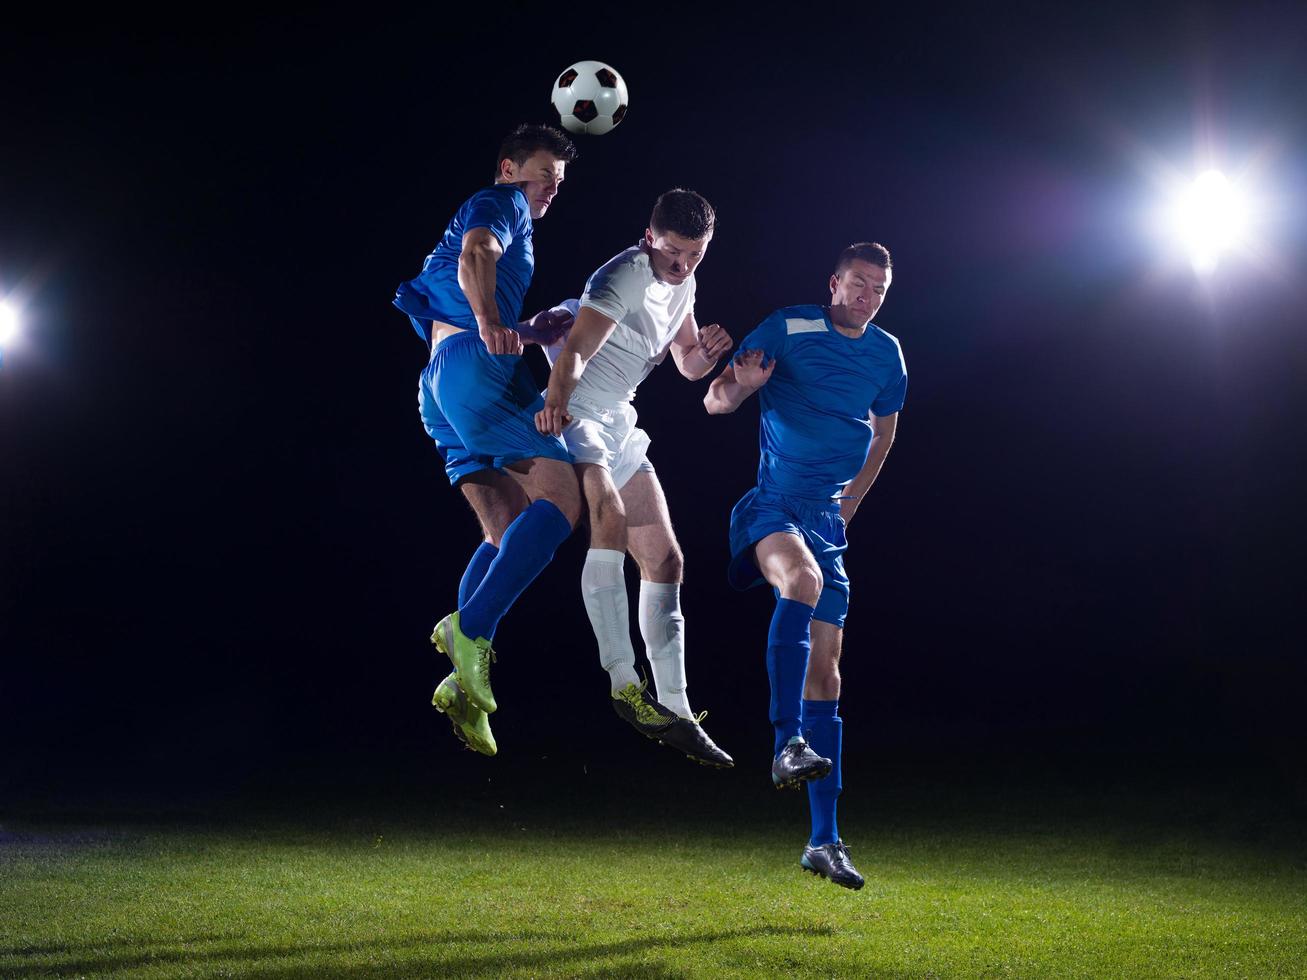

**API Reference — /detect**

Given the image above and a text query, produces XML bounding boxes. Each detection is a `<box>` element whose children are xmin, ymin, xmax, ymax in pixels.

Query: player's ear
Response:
<box><xmin>829</xmin><ymin>272</ymin><xmax>840</xmax><ymax>296</ymax></box>
<box><xmin>498</xmin><ymin>157</ymin><xmax>515</xmax><ymax>182</ymax></box>
<box><xmin>644</xmin><ymin>228</ymin><xmax>655</xmax><ymax>247</ymax></box>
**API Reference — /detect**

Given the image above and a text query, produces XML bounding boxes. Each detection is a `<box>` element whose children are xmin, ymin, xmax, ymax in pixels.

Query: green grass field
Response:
<box><xmin>3</xmin><ymin>762</ymin><xmax>1305</xmax><ymax>978</ymax></box>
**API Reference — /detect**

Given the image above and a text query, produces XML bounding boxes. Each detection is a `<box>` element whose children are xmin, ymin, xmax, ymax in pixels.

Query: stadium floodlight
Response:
<box><xmin>1167</xmin><ymin>170</ymin><xmax>1250</xmax><ymax>274</ymax></box>
<box><xmin>0</xmin><ymin>299</ymin><xmax>18</xmax><ymax>345</ymax></box>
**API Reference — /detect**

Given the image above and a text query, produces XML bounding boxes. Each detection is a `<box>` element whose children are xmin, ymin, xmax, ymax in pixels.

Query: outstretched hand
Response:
<box><xmin>733</xmin><ymin>349</ymin><xmax>776</xmax><ymax>390</ymax></box>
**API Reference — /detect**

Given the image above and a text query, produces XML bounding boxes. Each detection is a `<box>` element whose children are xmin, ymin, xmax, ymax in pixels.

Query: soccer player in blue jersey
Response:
<box><xmin>392</xmin><ymin>124</ymin><xmax>582</xmax><ymax>757</ymax></box>
<box><xmin>705</xmin><ymin>242</ymin><xmax>906</xmax><ymax>890</ymax></box>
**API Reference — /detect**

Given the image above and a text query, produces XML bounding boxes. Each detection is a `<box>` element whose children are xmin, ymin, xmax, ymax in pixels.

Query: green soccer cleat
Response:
<box><xmin>431</xmin><ymin>611</ymin><xmax>497</xmax><ymax>714</ymax></box>
<box><xmin>612</xmin><ymin>678</ymin><xmax>677</xmax><ymax>740</ymax></box>
<box><xmin>432</xmin><ymin>672</ymin><xmax>497</xmax><ymax>757</ymax></box>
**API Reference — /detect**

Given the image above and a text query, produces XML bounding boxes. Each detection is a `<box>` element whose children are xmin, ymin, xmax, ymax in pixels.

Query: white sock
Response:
<box><xmin>639</xmin><ymin>580</ymin><xmax>691</xmax><ymax>718</ymax></box>
<box><xmin>582</xmin><ymin>549</ymin><xmax>640</xmax><ymax>693</ymax></box>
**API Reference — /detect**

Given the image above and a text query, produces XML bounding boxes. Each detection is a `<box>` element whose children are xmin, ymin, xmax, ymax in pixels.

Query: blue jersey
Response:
<box><xmin>393</xmin><ymin>184</ymin><xmax>534</xmax><ymax>345</ymax></box>
<box><xmin>738</xmin><ymin>304</ymin><xmax>907</xmax><ymax>500</ymax></box>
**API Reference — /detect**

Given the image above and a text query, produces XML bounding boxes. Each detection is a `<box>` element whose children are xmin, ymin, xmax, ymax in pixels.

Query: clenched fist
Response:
<box><xmin>479</xmin><ymin>321</ymin><xmax>523</xmax><ymax>356</ymax></box>
<box><xmin>695</xmin><ymin>323</ymin><xmax>733</xmax><ymax>361</ymax></box>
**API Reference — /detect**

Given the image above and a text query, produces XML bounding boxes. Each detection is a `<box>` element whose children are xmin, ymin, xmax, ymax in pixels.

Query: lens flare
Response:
<box><xmin>0</xmin><ymin>300</ymin><xmax>20</xmax><ymax>345</ymax></box>
<box><xmin>1168</xmin><ymin>170</ymin><xmax>1249</xmax><ymax>274</ymax></box>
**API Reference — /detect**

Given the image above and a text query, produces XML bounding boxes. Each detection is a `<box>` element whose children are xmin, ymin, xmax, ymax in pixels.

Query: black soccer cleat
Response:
<box><xmin>801</xmin><ymin>840</ymin><xmax>865</xmax><ymax>891</ymax></box>
<box><xmin>771</xmin><ymin>736</ymin><xmax>832</xmax><ymax>789</ymax></box>
<box><xmin>657</xmin><ymin>714</ymin><xmax>734</xmax><ymax>768</ymax></box>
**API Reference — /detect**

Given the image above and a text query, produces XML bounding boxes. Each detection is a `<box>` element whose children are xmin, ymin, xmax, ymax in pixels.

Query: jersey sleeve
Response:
<box><xmin>579</xmin><ymin>260</ymin><xmax>639</xmax><ymax>324</ymax></box>
<box><xmin>872</xmin><ymin>345</ymin><xmax>908</xmax><ymax>416</ymax></box>
<box><xmin>542</xmin><ymin>298</ymin><xmax>581</xmax><ymax>366</ymax></box>
<box><xmin>737</xmin><ymin>309</ymin><xmax>790</xmax><ymax>360</ymax></box>
<box><xmin>462</xmin><ymin>189</ymin><xmax>519</xmax><ymax>250</ymax></box>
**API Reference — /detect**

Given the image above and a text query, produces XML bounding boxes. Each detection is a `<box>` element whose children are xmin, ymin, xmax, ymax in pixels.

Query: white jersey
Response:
<box><xmin>546</xmin><ymin>244</ymin><xmax>696</xmax><ymax>406</ymax></box>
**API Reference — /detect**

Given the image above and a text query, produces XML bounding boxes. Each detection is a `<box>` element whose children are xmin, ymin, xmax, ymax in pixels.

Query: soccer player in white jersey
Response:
<box><xmin>535</xmin><ymin>189</ymin><xmax>734</xmax><ymax>767</ymax></box>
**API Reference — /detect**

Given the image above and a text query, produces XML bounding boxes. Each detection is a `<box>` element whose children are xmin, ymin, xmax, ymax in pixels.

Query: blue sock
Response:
<box><xmin>458</xmin><ymin>542</ymin><xmax>499</xmax><ymax>607</ymax></box>
<box><xmin>802</xmin><ymin>699</ymin><xmax>842</xmax><ymax>847</ymax></box>
<box><xmin>459</xmin><ymin>500</ymin><xmax>572</xmax><ymax>642</ymax></box>
<box><xmin>767</xmin><ymin>598</ymin><xmax>815</xmax><ymax>756</ymax></box>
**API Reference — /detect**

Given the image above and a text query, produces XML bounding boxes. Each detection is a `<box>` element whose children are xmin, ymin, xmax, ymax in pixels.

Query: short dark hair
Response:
<box><xmin>834</xmin><ymin>242</ymin><xmax>892</xmax><ymax>276</ymax></box>
<box><xmin>649</xmin><ymin>188</ymin><xmax>716</xmax><ymax>240</ymax></box>
<box><xmin>495</xmin><ymin>124</ymin><xmax>578</xmax><ymax>178</ymax></box>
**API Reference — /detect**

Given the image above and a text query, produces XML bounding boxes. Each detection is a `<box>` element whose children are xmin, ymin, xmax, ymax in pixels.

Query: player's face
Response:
<box><xmin>501</xmin><ymin>151</ymin><xmax>567</xmax><ymax>218</ymax></box>
<box><xmin>644</xmin><ymin>229</ymin><xmax>712</xmax><ymax>285</ymax></box>
<box><xmin>829</xmin><ymin>259</ymin><xmax>891</xmax><ymax>330</ymax></box>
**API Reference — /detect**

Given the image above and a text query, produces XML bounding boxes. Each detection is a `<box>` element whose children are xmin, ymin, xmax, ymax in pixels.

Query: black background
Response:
<box><xmin>3</xmin><ymin>4</ymin><xmax>1305</xmax><ymax>804</ymax></box>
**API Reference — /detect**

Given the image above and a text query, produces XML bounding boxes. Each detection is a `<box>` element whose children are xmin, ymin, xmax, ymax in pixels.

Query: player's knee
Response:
<box><xmin>556</xmin><ymin>492</ymin><xmax>582</xmax><ymax>528</ymax></box>
<box><xmin>783</xmin><ymin>564</ymin><xmax>823</xmax><ymax>606</ymax></box>
<box><xmin>640</xmin><ymin>542</ymin><xmax>682</xmax><ymax>583</ymax></box>
<box><xmin>479</xmin><ymin>504</ymin><xmax>523</xmax><ymax>546</ymax></box>
<box><xmin>660</xmin><ymin>544</ymin><xmax>684</xmax><ymax>583</ymax></box>
<box><xmin>588</xmin><ymin>493</ymin><xmax>628</xmax><ymax>549</ymax></box>
<box><xmin>806</xmin><ymin>664</ymin><xmax>841</xmax><ymax>701</ymax></box>
<box><xmin>542</xmin><ymin>471</ymin><xmax>582</xmax><ymax>526</ymax></box>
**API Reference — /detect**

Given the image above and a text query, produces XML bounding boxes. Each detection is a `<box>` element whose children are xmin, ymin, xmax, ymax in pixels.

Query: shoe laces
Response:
<box><xmin>617</xmin><ymin>679</ymin><xmax>666</xmax><ymax>726</ymax></box>
<box><xmin>691</xmin><ymin>710</ymin><xmax>708</xmax><ymax>726</ymax></box>
<box><xmin>473</xmin><ymin>638</ymin><xmax>496</xmax><ymax>681</ymax></box>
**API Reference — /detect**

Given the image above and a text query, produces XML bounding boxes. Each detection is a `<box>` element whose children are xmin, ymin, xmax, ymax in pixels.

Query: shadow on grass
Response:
<box><xmin>1</xmin><ymin>924</ymin><xmax>833</xmax><ymax>978</ymax></box>
<box><xmin>0</xmin><ymin>933</ymin><xmax>236</xmax><ymax>958</ymax></box>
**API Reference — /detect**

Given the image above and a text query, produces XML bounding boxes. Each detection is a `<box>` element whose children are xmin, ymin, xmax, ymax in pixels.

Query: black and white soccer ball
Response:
<box><xmin>550</xmin><ymin>61</ymin><xmax>629</xmax><ymax>136</ymax></box>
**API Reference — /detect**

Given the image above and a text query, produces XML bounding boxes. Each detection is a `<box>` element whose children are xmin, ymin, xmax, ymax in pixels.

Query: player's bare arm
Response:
<box><xmin>704</xmin><ymin>349</ymin><xmax>775</xmax><ymax>414</ymax></box>
<box><xmin>458</xmin><ymin>227</ymin><xmax>523</xmax><ymax>356</ymax></box>
<box><xmin>840</xmin><ymin>411</ymin><xmax>898</xmax><ymax>526</ymax></box>
<box><xmin>535</xmin><ymin>306</ymin><xmax>619</xmax><ymax>435</ymax></box>
<box><xmin>670</xmin><ymin>313</ymin><xmax>733</xmax><ymax>380</ymax></box>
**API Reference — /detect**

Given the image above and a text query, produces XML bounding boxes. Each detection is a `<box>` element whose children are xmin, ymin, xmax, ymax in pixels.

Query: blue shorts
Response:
<box><xmin>418</xmin><ymin>330</ymin><xmax>573</xmax><ymax>486</ymax></box>
<box><xmin>727</xmin><ymin>487</ymin><xmax>850</xmax><ymax>628</ymax></box>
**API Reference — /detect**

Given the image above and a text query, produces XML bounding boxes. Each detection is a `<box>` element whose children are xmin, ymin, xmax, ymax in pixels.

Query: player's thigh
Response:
<box><xmin>621</xmin><ymin>467</ymin><xmax>683</xmax><ymax>583</ymax></box>
<box><xmin>753</xmin><ymin>530</ymin><xmax>823</xmax><ymax>605</ymax></box>
<box><xmin>620</xmin><ymin>466</ymin><xmax>671</xmax><ymax>529</ymax></box>
<box><xmin>458</xmin><ymin>468</ymin><xmax>531</xmax><ymax>544</ymax></box>
<box><xmin>575</xmin><ymin>462</ymin><xmax>626</xmax><ymax>548</ymax></box>
<box><xmin>504</xmin><ymin>455</ymin><xmax>581</xmax><ymax>524</ymax></box>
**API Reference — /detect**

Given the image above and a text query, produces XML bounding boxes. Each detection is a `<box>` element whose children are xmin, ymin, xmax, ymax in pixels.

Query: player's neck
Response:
<box><xmin>639</xmin><ymin>240</ymin><xmax>661</xmax><ymax>276</ymax></box>
<box><xmin>827</xmin><ymin>306</ymin><xmax>869</xmax><ymax>339</ymax></box>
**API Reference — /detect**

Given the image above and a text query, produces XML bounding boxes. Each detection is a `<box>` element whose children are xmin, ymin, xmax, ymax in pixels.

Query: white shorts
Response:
<box><xmin>562</xmin><ymin>394</ymin><xmax>654</xmax><ymax>490</ymax></box>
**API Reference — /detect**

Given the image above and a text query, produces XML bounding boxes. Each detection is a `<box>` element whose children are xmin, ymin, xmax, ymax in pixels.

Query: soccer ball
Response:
<box><xmin>550</xmin><ymin>61</ymin><xmax>628</xmax><ymax>136</ymax></box>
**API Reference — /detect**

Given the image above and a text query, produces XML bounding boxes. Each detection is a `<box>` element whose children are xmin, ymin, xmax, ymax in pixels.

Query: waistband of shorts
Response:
<box><xmin>568</xmin><ymin>389</ymin><xmax>635</xmax><ymax>418</ymax></box>
<box><xmin>431</xmin><ymin>327</ymin><xmax>479</xmax><ymax>356</ymax></box>
<box><xmin>753</xmin><ymin>486</ymin><xmax>841</xmax><ymax>520</ymax></box>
